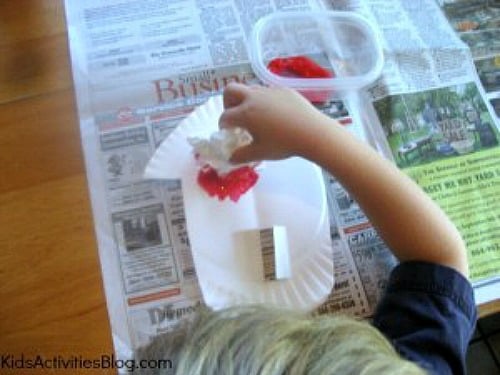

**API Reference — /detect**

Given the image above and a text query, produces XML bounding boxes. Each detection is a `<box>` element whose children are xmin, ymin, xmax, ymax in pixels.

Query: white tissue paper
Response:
<box><xmin>188</xmin><ymin>127</ymin><xmax>253</xmax><ymax>174</ymax></box>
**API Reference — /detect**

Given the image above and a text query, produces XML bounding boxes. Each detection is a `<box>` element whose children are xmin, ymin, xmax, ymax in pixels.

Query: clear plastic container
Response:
<box><xmin>249</xmin><ymin>11</ymin><xmax>384</xmax><ymax>101</ymax></box>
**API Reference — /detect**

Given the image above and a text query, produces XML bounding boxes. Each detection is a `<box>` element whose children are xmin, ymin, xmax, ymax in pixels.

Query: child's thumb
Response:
<box><xmin>229</xmin><ymin>144</ymin><xmax>255</xmax><ymax>164</ymax></box>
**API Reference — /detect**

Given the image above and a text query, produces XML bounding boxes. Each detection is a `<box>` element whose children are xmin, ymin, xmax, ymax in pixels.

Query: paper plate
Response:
<box><xmin>144</xmin><ymin>95</ymin><xmax>333</xmax><ymax>311</ymax></box>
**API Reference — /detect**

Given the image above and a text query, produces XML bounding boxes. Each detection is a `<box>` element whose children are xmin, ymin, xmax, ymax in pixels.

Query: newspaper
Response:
<box><xmin>64</xmin><ymin>0</ymin><xmax>500</xmax><ymax>362</ymax></box>
<box><xmin>360</xmin><ymin>0</ymin><xmax>500</xmax><ymax>302</ymax></box>
<box><xmin>318</xmin><ymin>0</ymin><xmax>500</xmax><ymax>313</ymax></box>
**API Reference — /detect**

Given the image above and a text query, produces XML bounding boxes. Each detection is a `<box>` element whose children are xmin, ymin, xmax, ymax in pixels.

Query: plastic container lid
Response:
<box><xmin>249</xmin><ymin>11</ymin><xmax>384</xmax><ymax>99</ymax></box>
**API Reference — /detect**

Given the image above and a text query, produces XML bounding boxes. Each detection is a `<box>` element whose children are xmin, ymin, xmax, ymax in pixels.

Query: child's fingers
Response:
<box><xmin>218</xmin><ymin>107</ymin><xmax>245</xmax><ymax>130</ymax></box>
<box><xmin>229</xmin><ymin>144</ymin><xmax>256</xmax><ymax>164</ymax></box>
<box><xmin>223</xmin><ymin>82</ymin><xmax>249</xmax><ymax>109</ymax></box>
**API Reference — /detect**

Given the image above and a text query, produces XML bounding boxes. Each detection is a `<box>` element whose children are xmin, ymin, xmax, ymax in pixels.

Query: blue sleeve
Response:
<box><xmin>372</xmin><ymin>261</ymin><xmax>477</xmax><ymax>375</ymax></box>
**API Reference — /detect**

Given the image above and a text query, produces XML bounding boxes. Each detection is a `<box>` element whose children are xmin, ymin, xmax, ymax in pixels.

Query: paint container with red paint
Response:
<box><xmin>249</xmin><ymin>11</ymin><xmax>384</xmax><ymax>104</ymax></box>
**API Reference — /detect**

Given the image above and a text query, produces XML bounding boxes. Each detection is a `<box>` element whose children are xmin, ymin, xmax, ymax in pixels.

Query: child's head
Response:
<box><xmin>136</xmin><ymin>305</ymin><xmax>425</xmax><ymax>375</ymax></box>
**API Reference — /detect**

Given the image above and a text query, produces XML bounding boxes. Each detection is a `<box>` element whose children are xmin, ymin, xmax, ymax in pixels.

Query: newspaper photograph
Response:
<box><xmin>373</xmin><ymin>83</ymin><xmax>500</xmax><ymax>281</ymax></box>
<box><xmin>437</xmin><ymin>1</ymin><xmax>500</xmax><ymax>119</ymax></box>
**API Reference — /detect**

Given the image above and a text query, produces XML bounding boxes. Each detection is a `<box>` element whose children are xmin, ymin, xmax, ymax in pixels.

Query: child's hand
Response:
<box><xmin>218</xmin><ymin>84</ymin><xmax>468</xmax><ymax>277</ymax></box>
<box><xmin>219</xmin><ymin>82</ymin><xmax>330</xmax><ymax>163</ymax></box>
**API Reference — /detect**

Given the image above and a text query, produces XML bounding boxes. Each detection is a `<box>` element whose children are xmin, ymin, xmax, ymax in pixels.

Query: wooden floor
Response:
<box><xmin>0</xmin><ymin>2</ymin><xmax>499</xmax><ymax>374</ymax></box>
<box><xmin>0</xmin><ymin>1</ymin><xmax>114</xmax><ymax>373</ymax></box>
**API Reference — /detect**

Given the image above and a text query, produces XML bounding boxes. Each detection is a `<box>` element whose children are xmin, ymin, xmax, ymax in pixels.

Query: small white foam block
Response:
<box><xmin>259</xmin><ymin>226</ymin><xmax>291</xmax><ymax>281</ymax></box>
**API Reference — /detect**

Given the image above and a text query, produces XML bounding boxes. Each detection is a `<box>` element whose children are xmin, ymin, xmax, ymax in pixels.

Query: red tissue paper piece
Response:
<box><xmin>267</xmin><ymin>56</ymin><xmax>334</xmax><ymax>104</ymax></box>
<box><xmin>197</xmin><ymin>165</ymin><xmax>259</xmax><ymax>202</ymax></box>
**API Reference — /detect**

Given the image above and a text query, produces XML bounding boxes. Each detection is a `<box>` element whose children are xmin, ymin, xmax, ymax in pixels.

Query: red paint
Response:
<box><xmin>197</xmin><ymin>165</ymin><xmax>259</xmax><ymax>202</ymax></box>
<box><xmin>267</xmin><ymin>56</ymin><xmax>334</xmax><ymax>103</ymax></box>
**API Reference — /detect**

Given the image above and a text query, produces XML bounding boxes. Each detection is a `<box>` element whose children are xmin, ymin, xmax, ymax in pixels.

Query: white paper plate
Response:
<box><xmin>144</xmin><ymin>95</ymin><xmax>333</xmax><ymax>311</ymax></box>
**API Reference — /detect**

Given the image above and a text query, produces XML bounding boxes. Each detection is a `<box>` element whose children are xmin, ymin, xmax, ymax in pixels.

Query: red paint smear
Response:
<box><xmin>197</xmin><ymin>165</ymin><xmax>259</xmax><ymax>202</ymax></box>
<box><xmin>267</xmin><ymin>56</ymin><xmax>334</xmax><ymax>103</ymax></box>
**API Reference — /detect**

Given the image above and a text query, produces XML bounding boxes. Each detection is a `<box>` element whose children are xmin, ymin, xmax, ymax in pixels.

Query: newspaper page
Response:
<box><xmin>317</xmin><ymin>0</ymin><xmax>500</xmax><ymax>309</ymax></box>
<box><xmin>65</xmin><ymin>0</ymin><xmax>357</xmax><ymax>361</ymax></box>
<box><xmin>351</xmin><ymin>0</ymin><xmax>500</xmax><ymax>302</ymax></box>
<box><xmin>436</xmin><ymin>0</ymin><xmax>500</xmax><ymax>258</ymax></box>
<box><xmin>65</xmin><ymin>0</ymin><xmax>500</xmax><ymax>363</ymax></box>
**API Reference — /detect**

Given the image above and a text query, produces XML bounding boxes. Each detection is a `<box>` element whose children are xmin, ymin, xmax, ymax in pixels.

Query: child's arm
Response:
<box><xmin>220</xmin><ymin>83</ymin><xmax>468</xmax><ymax>277</ymax></box>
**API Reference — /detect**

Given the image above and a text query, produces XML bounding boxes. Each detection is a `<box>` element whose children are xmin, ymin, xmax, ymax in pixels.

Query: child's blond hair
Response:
<box><xmin>136</xmin><ymin>305</ymin><xmax>426</xmax><ymax>375</ymax></box>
